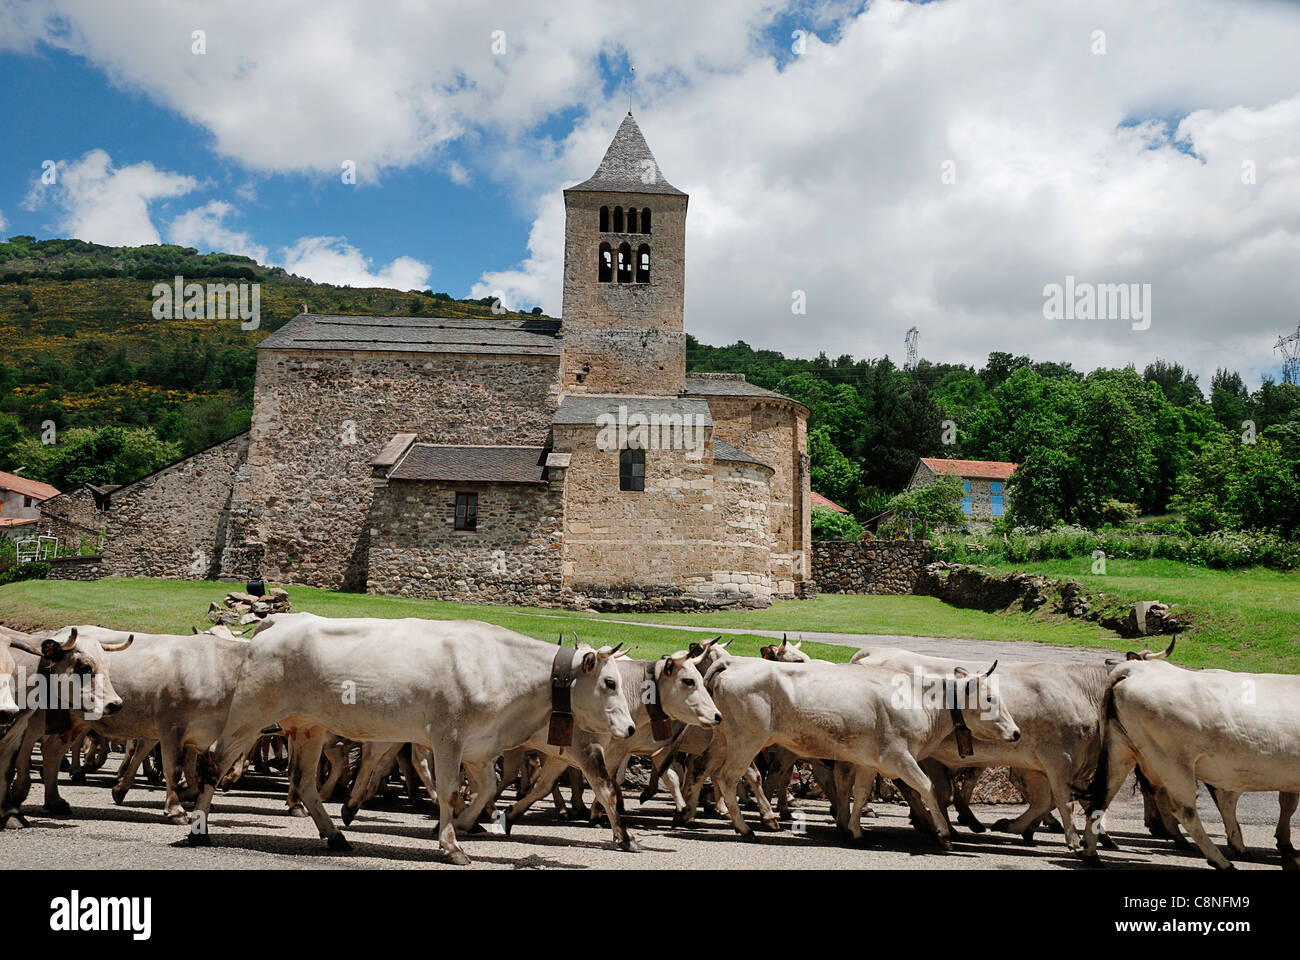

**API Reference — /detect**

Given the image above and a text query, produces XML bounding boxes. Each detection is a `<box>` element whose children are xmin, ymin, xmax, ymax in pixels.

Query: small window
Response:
<box><xmin>613</xmin><ymin>206</ymin><xmax>624</xmax><ymax>232</ymax></box>
<box><xmin>599</xmin><ymin>206</ymin><xmax>609</xmax><ymax>232</ymax></box>
<box><xmin>598</xmin><ymin>242</ymin><xmax>612</xmax><ymax>283</ymax></box>
<box><xmin>617</xmin><ymin>242</ymin><xmax>633</xmax><ymax>283</ymax></box>
<box><xmin>619</xmin><ymin>448</ymin><xmax>645</xmax><ymax>492</ymax></box>
<box><xmin>635</xmin><ymin>244</ymin><xmax>650</xmax><ymax>283</ymax></box>
<box><xmin>454</xmin><ymin>492</ymin><xmax>478</xmax><ymax>531</ymax></box>
<box><xmin>23</xmin><ymin>496</ymin><xmax>34</xmax><ymax>508</ymax></box>
<box><xmin>641</xmin><ymin>208</ymin><xmax>651</xmax><ymax>233</ymax></box>
<box><xmin>960</xmin><ymin>480</ymin><xmax>972</xmax><ymax>516</ymax></box>
<box><xmin>627</xmin><ymin>208</ymin><xmax>638</xmax><ymax>233</ymax></box>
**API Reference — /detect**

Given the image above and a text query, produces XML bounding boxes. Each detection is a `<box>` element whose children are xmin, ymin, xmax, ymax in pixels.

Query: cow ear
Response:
<box><xmin>1125</xmin><ymin>651</ymin><xmax>1142</xmax><ymax>660</ymax></box>
<box><xmin>953</xmin><ymin>667</ymin><xmax>970</xmax><ymax>679</ymax></box>
<box><xmin>582</xmin><ymin>651</ymin><xmax>596</xmax><ymax>674</ymax></box>
<box><xmin>663</xmin><ymin>656</ymin><xmax>676</xmax><ymax>677</ymax></box>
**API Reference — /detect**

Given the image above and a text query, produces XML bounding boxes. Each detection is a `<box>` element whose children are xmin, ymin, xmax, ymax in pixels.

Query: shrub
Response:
<box><xmin>812</xmin><ymin>506</ymin><xmax>864</xmax><ymax>541</ymax></box>
<box><xmin>0</xmin><ymin>560</ymin><xmax>50</xmax><ymax>586</ymax></box>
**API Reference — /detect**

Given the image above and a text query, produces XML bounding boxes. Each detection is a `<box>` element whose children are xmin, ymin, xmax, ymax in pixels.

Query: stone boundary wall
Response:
<box><xmin>811</xmin><ymin>539</ymin><xmax>930</xmax><ymax>595</ymax></box>
<box><xmin>47</xmin><ymin>555</ymin><xmax>107</xmax><ymax>581</ymax></box>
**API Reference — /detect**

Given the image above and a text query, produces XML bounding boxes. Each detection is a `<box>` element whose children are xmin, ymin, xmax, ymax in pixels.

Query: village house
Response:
<box><xmin>68</xmin><ymin>114</ymin><xmax>815</xmax><ymax>609</ymax></box>
<box><xmin>907</xmin><ymin>457</ymin><xmax>1017</xmax><ymax>522</ymax></box>
<box><xmin>0</xmin><ymin>470</ymin><xmax>59</xmax><ymax>535</ymax></box>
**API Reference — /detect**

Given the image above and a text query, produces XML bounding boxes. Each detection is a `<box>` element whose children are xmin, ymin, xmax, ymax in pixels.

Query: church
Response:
<box><xmin>42</xmin><ymin>115</ymin><xmax>814</xmax><ymax>609</ymax></box>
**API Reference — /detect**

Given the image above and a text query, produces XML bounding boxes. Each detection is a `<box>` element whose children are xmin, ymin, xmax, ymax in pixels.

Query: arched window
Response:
<box><xmin>626</xmin><ymin>208</ymin><xmax>637</xmax><ymax>233</ymax></box>
<box><xmin>617</xmin><ymin>242</ymin><xmax>633</xmax><ymax>283</ymax></box>
<box><xmin>636</xmin><ymin>244</ymin><xmax>650</xmax><ymax>283</ymax></box>
<box><xmin>599</xmin><ymin>206</ymin><xmax>609</xmax><ymax>232</ymax></box>
<box><xmin>613</xmin><ymin>206</ymin><xmax>624</xmax><ymax>232</ymax></box>
<box><xmin>619</xmin><ymin>447</ymin><xmax>645</xmax><ymax>492</ymax></box>
<box><xmin>598</xmin><ymin>242</ymin><xmax>612</xmax><ymax>283</ymax></box>
<box><xmin>641</xmin><ymin>208</ymin><xmax>652</xmax><ymax>233</ymax></box>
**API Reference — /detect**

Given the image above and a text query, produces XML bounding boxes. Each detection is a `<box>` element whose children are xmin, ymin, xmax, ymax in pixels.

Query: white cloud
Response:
<box><xmin>8</xmin><ymin>0</ymin><xmax>1300</xmax><ymax>382</ymax></box>
<box><xmin>0</xmin><ymin>209</ymin><xmax>7</xmax><ymax>233</ymax></box>
<box><xmin>281</xmin><ymin>236</ymin><xmax>431</xmax><ymax>290</ymax></box>
<box><xmin>168</xmin><ymin>200</ymin><xmax>268</xmax><ymax>263</ymax></box>
<box><xmin>24</xmin><ymin>149</ymin><xmax>198</xmax><ymax>246</ymax></box>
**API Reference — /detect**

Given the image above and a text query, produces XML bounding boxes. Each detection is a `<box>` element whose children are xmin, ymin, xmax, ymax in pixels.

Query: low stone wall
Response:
<box><xmin>811</xmin><ymin>539</ymin><xmax>929</xmax><ymax>594</ymax></box>
<box><xmin>47</xmin><ymin>555</ymin><xmax>107</xmax><ymax>581</ymax></box>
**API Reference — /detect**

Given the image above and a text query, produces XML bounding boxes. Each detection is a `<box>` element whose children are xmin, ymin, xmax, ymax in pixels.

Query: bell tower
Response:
<box><xmin>560</xmin><ymin>113</ymin><xmax>688</xmax><ymax>396</ymax></box>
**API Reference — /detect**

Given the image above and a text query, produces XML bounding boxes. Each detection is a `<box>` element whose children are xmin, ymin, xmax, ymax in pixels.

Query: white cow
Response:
<box><xmin>1082</xmin><ymin>659</ymin><xmax>1300</xmax><ymax>870</ymax></box>
<box><xmin>2</xmin><ymin>627</ymin><xmax>133</xmax><ymax>828</ymax></box>
<box><xmin>16</xmin><ymin>627</ymin><xmax>250</xmax><ymax>822</ymax></box>
<box><xmin>184</xmin><ymin>614</ymin><xmax>637</xmax><ymax>865</ymax></box>
<box><xmin>696</xmin><ymin>647</ymin><xmax>1020</xmax><ymax>846</ymax></box>
<box><xmin>501</xmin><ymin>648</ymin><xmax>722</xmax><ymax>850</ymax></box>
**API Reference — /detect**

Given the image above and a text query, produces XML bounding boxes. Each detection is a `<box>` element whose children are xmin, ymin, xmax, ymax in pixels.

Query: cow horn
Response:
<box><xmin>609</xmin><ymin>642</ymin><xmax>624</xmax><ymax>655</ymax></box>
<box><xmin>60</xmin><ymin>627</ymin><xmax>79</xmax><ymax>651</ymax></box>
<box><xmin>1148</xmin><ymin>638</ymin><xmax>1175</xmax><ymax>660</ymax></box>
<box><xmin>983</xmin><ymin>659</ymin><xmax>998</xmax><ymax>678</ymax></box>
<box><xmin>720</xmin><ymin>637</ymin><xmax>734</xmax><ymax>648</ymax></box>
<box><xmin>101</xmin><ymin>634</ymin><xmax>134</xmax><ymax>652</ymax></box>
<box><xmin>793</xmin><ymin>640</ymin><xmax>802</xmax><ymax>650</ymax></box>
<box><xmin>557</xmin><ymin>633</ymin><xmax>563</xmax><ymax>645</ymax></box>
<box><xmin>8</xmin><ymin>639</ymin><xmax>41</xmax><ymax>657</ymax></box>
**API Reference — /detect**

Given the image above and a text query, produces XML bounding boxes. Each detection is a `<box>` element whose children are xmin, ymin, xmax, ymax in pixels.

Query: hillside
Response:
<box><xmin>0</xmin><ymin>237</ymin><xmax>550</xmax><ymax>456</ymax></box>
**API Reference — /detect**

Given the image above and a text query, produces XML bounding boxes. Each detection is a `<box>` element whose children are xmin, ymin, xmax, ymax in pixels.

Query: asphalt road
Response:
<box><xmin>2</xmin><ymin>765</ymin><xmax>1291</xmax><ymax>871</ymax></box>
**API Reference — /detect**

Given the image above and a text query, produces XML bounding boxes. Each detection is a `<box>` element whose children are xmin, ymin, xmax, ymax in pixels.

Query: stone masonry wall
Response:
<box><xmin>225</xmin><ymin>348</ymin><xmax>561</xmax><ymax>590</ymax></box>
<box><xmin>101</xmin><ymin>433</ymin><xmax>249</xmax><ymax>579</ymax></box>
<box><xmin>697</xmin><ymin>392</ymin><xmax>809</xmax><ymax>595</ymax></box>
<box><xmin>812</xmin><ymin>539</ymin><xmax>930</xmax><ymax>595</ymax></box>
<box><xmin>47</xmin><ymin>555</ymin><xmax>107</xmax><ymax>581</ymax></box>
<box><xmin>711</xmin><ymin>460</ymin><xmax>775</xmax><ymax>600</ymax></box>
<box><xmin>367</xmin><ymin>478</ymin><xmax>564</xmax><ymax>604</ymax></box>
<box><xmin>31</xmin><ymin>486</ymin><xmax>104</xmax><ymax>550</ymax></box>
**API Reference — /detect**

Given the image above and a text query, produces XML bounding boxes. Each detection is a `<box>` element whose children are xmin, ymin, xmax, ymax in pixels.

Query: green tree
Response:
<box><xmin>884</xmin><ymin>474</ymin><xmax>967</xmax><ymax>533</ymax></box>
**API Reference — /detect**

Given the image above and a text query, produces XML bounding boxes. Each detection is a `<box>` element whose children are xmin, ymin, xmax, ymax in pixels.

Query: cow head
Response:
<box><xmin>1125</xmin><ymin>638</ymin><xmax>1176</xmax><ymax>662</ymax></box>
<box><xmin>687</xmin><ymin>636</ymin><xmax>732</xmax><ymax>674</ymax></box>
<box><xmin>0</xmin><ymin>642</ymin><xmax>20</xmax><ymax>723</ymax></box>
<box><xmin>570</xmin><ymin>643</ymin><xmax>637</xmax><ymax>740</ymax></box>
<box><xmin>654</xmin><ymin>650</ymin><xmax>722</xmax><ymax>727</ymax></box>
<box><xmin>29</xmin><ymin>626</ymin><xmax>133</xmax><ymax>719</ymax></box>
<box><xmin>760</xmin><ymin>635</ymin><xmax>808</xmax><ymax>663</ymax></box>
<box><xmin>953</xmin><ymin>661</ymin><xmax>1020</xmax><ymax>743</ymax></box>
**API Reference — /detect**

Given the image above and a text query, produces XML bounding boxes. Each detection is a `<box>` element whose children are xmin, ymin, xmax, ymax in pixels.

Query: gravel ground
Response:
<box><xmin>2</xmin><ymin>765</ymin><xmax>1291</xmax><ymax>871</ymax></box>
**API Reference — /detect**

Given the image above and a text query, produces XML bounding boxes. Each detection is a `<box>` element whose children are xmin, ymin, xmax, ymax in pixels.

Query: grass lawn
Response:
<box><xmin>976</xmin><ymin>558</ymin><xmax>1300</xmax><ymax>674</ymax></box>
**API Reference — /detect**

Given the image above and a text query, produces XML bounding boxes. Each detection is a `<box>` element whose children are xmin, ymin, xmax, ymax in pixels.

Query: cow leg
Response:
<box><xmin>393</xmin><ymin>743</ymin><xmax>420</xmax><ymax>802</ymax></box>
<box><xmin>743</xmin><ymin>763</ymin><xmax>779</xmax><ymax>830</ymax></box>
<box><xmin>431</xmin><ymin>740</ymin><xmax>470</xmax><ymax>865</ymax></box>
<box><xmin>716</xmin><ymin>743</ymin><xmax>765</xmax><ymax>838</ymax></box>
<box><xmin>155</xmin><ymin>732</ymin><xmax>192</xmax><ymax>823</ymax></box>
<box><xmin>578</xmin><ymin>742</ymin><xmax>639</xmax><ymax>851</ymax></box>
<box><xmin>111</xmin><ymin>737</ymin><xmax>154</xmax><ymax>806</ymax></box>
<box><xmin>1277</xmin><ymin>792</ymin><xmax>1298</xmax><ymax>857</ymax></box>
<box><xmin>0</xmin><ymin>715</ymin><xmax>32</xmax><ymax>828</ymax></box>
<box><xmin>506</xmin><ymin>755</ymin><xmax>570</xmax><ymax>828</ymax></box>
<box><xmin>10</xmin><ymin>716</ymin><xmax>43</xmax><ymax>807</ymax></box>
<box><xmin>661</xmin><ymin>763</ymin><xmax>687</xmax><ymax>817</ymax></box>
<box><xmin>186</xmin><ymin>721</ymin><xmax>273</xmax><ymax>844</ymax></box>
<box><xmin>889</xmin><ymin>752</ymin><xmax>951</xmax><ymax>850</ymax></box>
<box><xmin>39</xmin><ymin>732</ymin><xmax>76</xmax><ymax>813</ymax></box>
<box><xmin>832</xmin><ymin>761</ymin><xmax>857</xmax><ymax>836</ymax></box>
<box><xmin>951</xmin><ymin>767</ymin><xmax>985</xmax><ymax>832</ymax></box>
<box><xmin>1038</xmin><ymin>759</ymin><xmax>1085</xmax><ymax>852</ymax></box>
<box><xmin>1206</xmin><ymin>785</ymin><xmax>1254</xmax><ymax>861</ymax></box>
<box><xmin>807</xmin><ymin>758</ymin><xmax>847</xmax><ymax>818</ymax></box>
<box><xmin>317</xmin><ymin>737</ymin><xmax>349</xmax><ymax>803</ymax></box>
<box><xmin>453</xmin><ymin>758</ymin><xmax>498</xmax><ymax>831</ymax></box>
<box><xmin>342</xmin><ymin>741</ymin><xmax>403</xmax><ymax>825</ymax></box>
<box><xmin>1159</xmin><ymin>772</ymin><xmax>1232</xmax><ymax>870</ymax></box>
<box><xmin>921</xmin><ymin>760</ymin><xmax>958</xmax><ymax>835</ymax></box>
<box><xmin>409</xmin><ymin>744</ymin><xmax>439</xmax><ymax>807</ymax></box>
<box><xmin>765</xmin><ymin>747</ymin><xmax>795</xmax><ymax>819</ymax></box>
<box><xmin>285</xmin><ymin>724</ymin><xmax>348</xmax><ymax>850</ymax></box>
<box><xmin>67</xmin><ymin>730</ymin><xmax>89</xmax><ymax>784</ymax></box>
<box><xmin>682</xmin><ymin>743</ymin><xmax>724</xmax><ymax>825</ymax></box>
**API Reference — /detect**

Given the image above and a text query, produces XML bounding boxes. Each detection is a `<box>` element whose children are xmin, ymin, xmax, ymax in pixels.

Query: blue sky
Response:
<box><xmin>2</xmin><ymin>0</ymin><xmax>1298</xmax><ymax>386</ymax></box>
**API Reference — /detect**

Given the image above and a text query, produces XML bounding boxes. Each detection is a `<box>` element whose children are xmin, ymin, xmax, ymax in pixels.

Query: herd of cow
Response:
<box><xmin>1</xmin><ymin>612</ymin><xmax>1297</xmax><ymax>870</ymax></box>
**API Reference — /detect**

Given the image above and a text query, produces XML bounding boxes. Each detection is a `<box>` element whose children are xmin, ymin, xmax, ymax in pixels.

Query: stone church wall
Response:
<box><xmin>367</xmin><ymin>478</ymin><xmax>564</xmax><ymax>604</ymax></box>
<box><xmin>710</xmin><ymin>459</ymin><xmax>774</xmax><ymax>600</ymax></box>
<box><xmin>227</xmin><ymin>348</ymin><xmax>561</xmax><ymax>590</ymax></box>
<box><xmin>100</xmin><ymin>432</ymin><xmax>250</xmax><ymax>579</ymax></box>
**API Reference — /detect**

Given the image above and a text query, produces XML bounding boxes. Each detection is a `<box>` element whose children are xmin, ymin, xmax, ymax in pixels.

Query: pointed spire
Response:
<box><xmin>567</xmin><ymin>113</ymin><xmax>684</xmax><ymax>196</ymax></box>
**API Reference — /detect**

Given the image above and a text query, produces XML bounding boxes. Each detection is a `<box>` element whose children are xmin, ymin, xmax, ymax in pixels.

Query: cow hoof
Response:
<box><xmin>289</xmin><ymin>805</ymin><xmax>309</xmax><ymax>818</ymax></box>
<box><xmin>502</xmin><ymin>817</ymin><xmax>514</xmax><ymax>837</ymax></box>
<box><xmin>166</xmin><ymin>811</ymin><xmax>190</xmax><ymax>825</ymax></box>
<box><xmin>69</xmin><ymin>772</ymin><xmax>87</xmax><ymax>785</ymax></box>
<box><xmin>111</xmin><ymin>788</ymin><xmax>128</xmax><ymax>806</ymax></box>
<box><xmin>937</xmin><ymin>838</ymin><xmax>954</xmax><ymax>852</ymax></box>
<box><xmin>43</xmin><ymin>799</ymin><xmax>71</xmax><ymax>816</ymax></box>
<box><xmin>1099</xmin><ymin>833</ymin><xmax>1120</xmax><ymax>852</ymax></box>
<box><xmin>672</xmin><ymin>814</ymin><xmax>695</xmax><ymax>829</ymax></box>
<box><xmin>1041</xmin><ymin>815</ymin><xmax>1064</xmax><ymax>834</ymax></box>
<box><xmin>0</xmin><ymin>810</ymin><xmax>28</xmax><ymax>830</ymax></box>
<box><xmin>1282</xmin><ymin>856</ymin><xmax>1299</xmax><ymax>873</ymax></box>
<box><xmin>1171</xmin><ymin>836</ymin><xmax>1193</xmax><ymax>851</ymax></box>
<box><xmin>991</xmin><ymin>818</ymin><xmax>1012</xmax><ymax>833</ymax></box>
<box><xmin>778</xmin><ymin>809</ymin><xmax>792</xmax><ymax>821</ymax></box>
<box><xmin>1226</xmin><ymin>846</ymin><xmax>1257</xmax><ymax>863</ymax></box>
<box><xmin>186</xmin><ymin>832</ymin><xmax>211</xmax><ymax>847</ymax></box>
<box><xmin>619</xmin><ymin>838</ymin><xmax>642</xmax><ymax>853</ymax></box>
<box><xmin>737</xmin><ymin>829</ymin><xmax>758</xmax><ymax>842</ymax></box>
<box><xmin>465</xmin><ymin>822</ymin><xmax>486</xmax><ymax>835</ymax></box>
<box><xmin>1079</xmin><ymin>853</ymin><xmax>1103</xmax><ymax>868</ymax></box>
<box><xmin>1019</xmin><ymin>831</ymin><xmax>1037</xmax><ymax>845</ymax></box>
<box><xmin>444</xmin><ymin>849</ymin><xmax>471</xmax><ymax>866</ymax></box>
<box><xmin>1213</xmin><ymin>860</ymin><xmax>1236</xmax><ymax>871</ymax></box>
<box><xmin>760</xmin><ymin>818</ymin><xmax>780</xmax><ymax>832</ymax></box>
<box><xmin>326</xmin><ymin>833</ymin><xmax>352</xmax><ymax>852</ymax></box>
<box><xmin>1277</xmin><ymin>841</ymin><xmax>1298</xmax><ymax>857</ymax></box>
<box><xmin>961</xmin><ymin>820</ymin><xmax>987</xmax><ymax>834</ymax></box>
<box><xmin>341</xmin><ymin>804</ymin><xmax>358</xmax><ymax>826</ymax></box>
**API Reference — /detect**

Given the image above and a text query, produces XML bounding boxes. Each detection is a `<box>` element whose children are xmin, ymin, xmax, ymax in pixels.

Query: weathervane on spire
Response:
<box><xmin>628</xmin><ymin>63</ymin><xmax>636</xmax><ymax>114</ymax></box>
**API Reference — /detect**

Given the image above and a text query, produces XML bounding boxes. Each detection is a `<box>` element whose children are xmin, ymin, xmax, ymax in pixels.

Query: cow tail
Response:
<box><xmin>1080</xmin><ymin>672</ymin><xmax>1128</xmax><ymax>810</ymax></box>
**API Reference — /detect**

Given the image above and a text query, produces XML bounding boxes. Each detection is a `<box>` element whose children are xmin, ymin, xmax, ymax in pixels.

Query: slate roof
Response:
<box><xmin>567</xmin><ymin>113</ymin><xmax>685</xmax><ymax>197</ymax></box>
<box><xmin>388</xmin><ymin>445</ymin><xmax>549</xmax><ymax>484</ymax></box>
<box><xmin>713</xmin><ymin>440</ymin><xmax>772</xmax><ymax>470</ymax></box>
<box><xmin>553</xmin><ymin>395</ymin><xmax>712</xmax><ymax>427</ymax></box>
<box><xmin>918</xmin><ymin>458</ymin><xmax>1018</xmax><ymax>481</ymax></box>
<box><xmin>0</xmin><ymin>471</ymin><xmax>60</xmax><ymax>501</ymax></box>
<box><xmin>682</xmin><ymin>374</ymin><xmax>804</xmax><ymax>409</ymax></box>
<box><xmin>259</xmin><ymin>314</ymin><xmax>562</xmax><ymax>356</ymax></box>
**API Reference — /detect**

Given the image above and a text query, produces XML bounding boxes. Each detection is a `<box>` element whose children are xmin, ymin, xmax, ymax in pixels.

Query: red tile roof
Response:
<box><xmin>919</xmin><ymin>458</ymin><xmax>1017</xmax><ymax>481</ymax></box>
<box><xmin>810</xmin><ymin>491</ymin><xmax>850</xmax><ymax>513</ymax></box>
<box><xmin>0</xmin><ymin>471</ymin><xmax>60</xmax><ymax>501</ymax></box>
